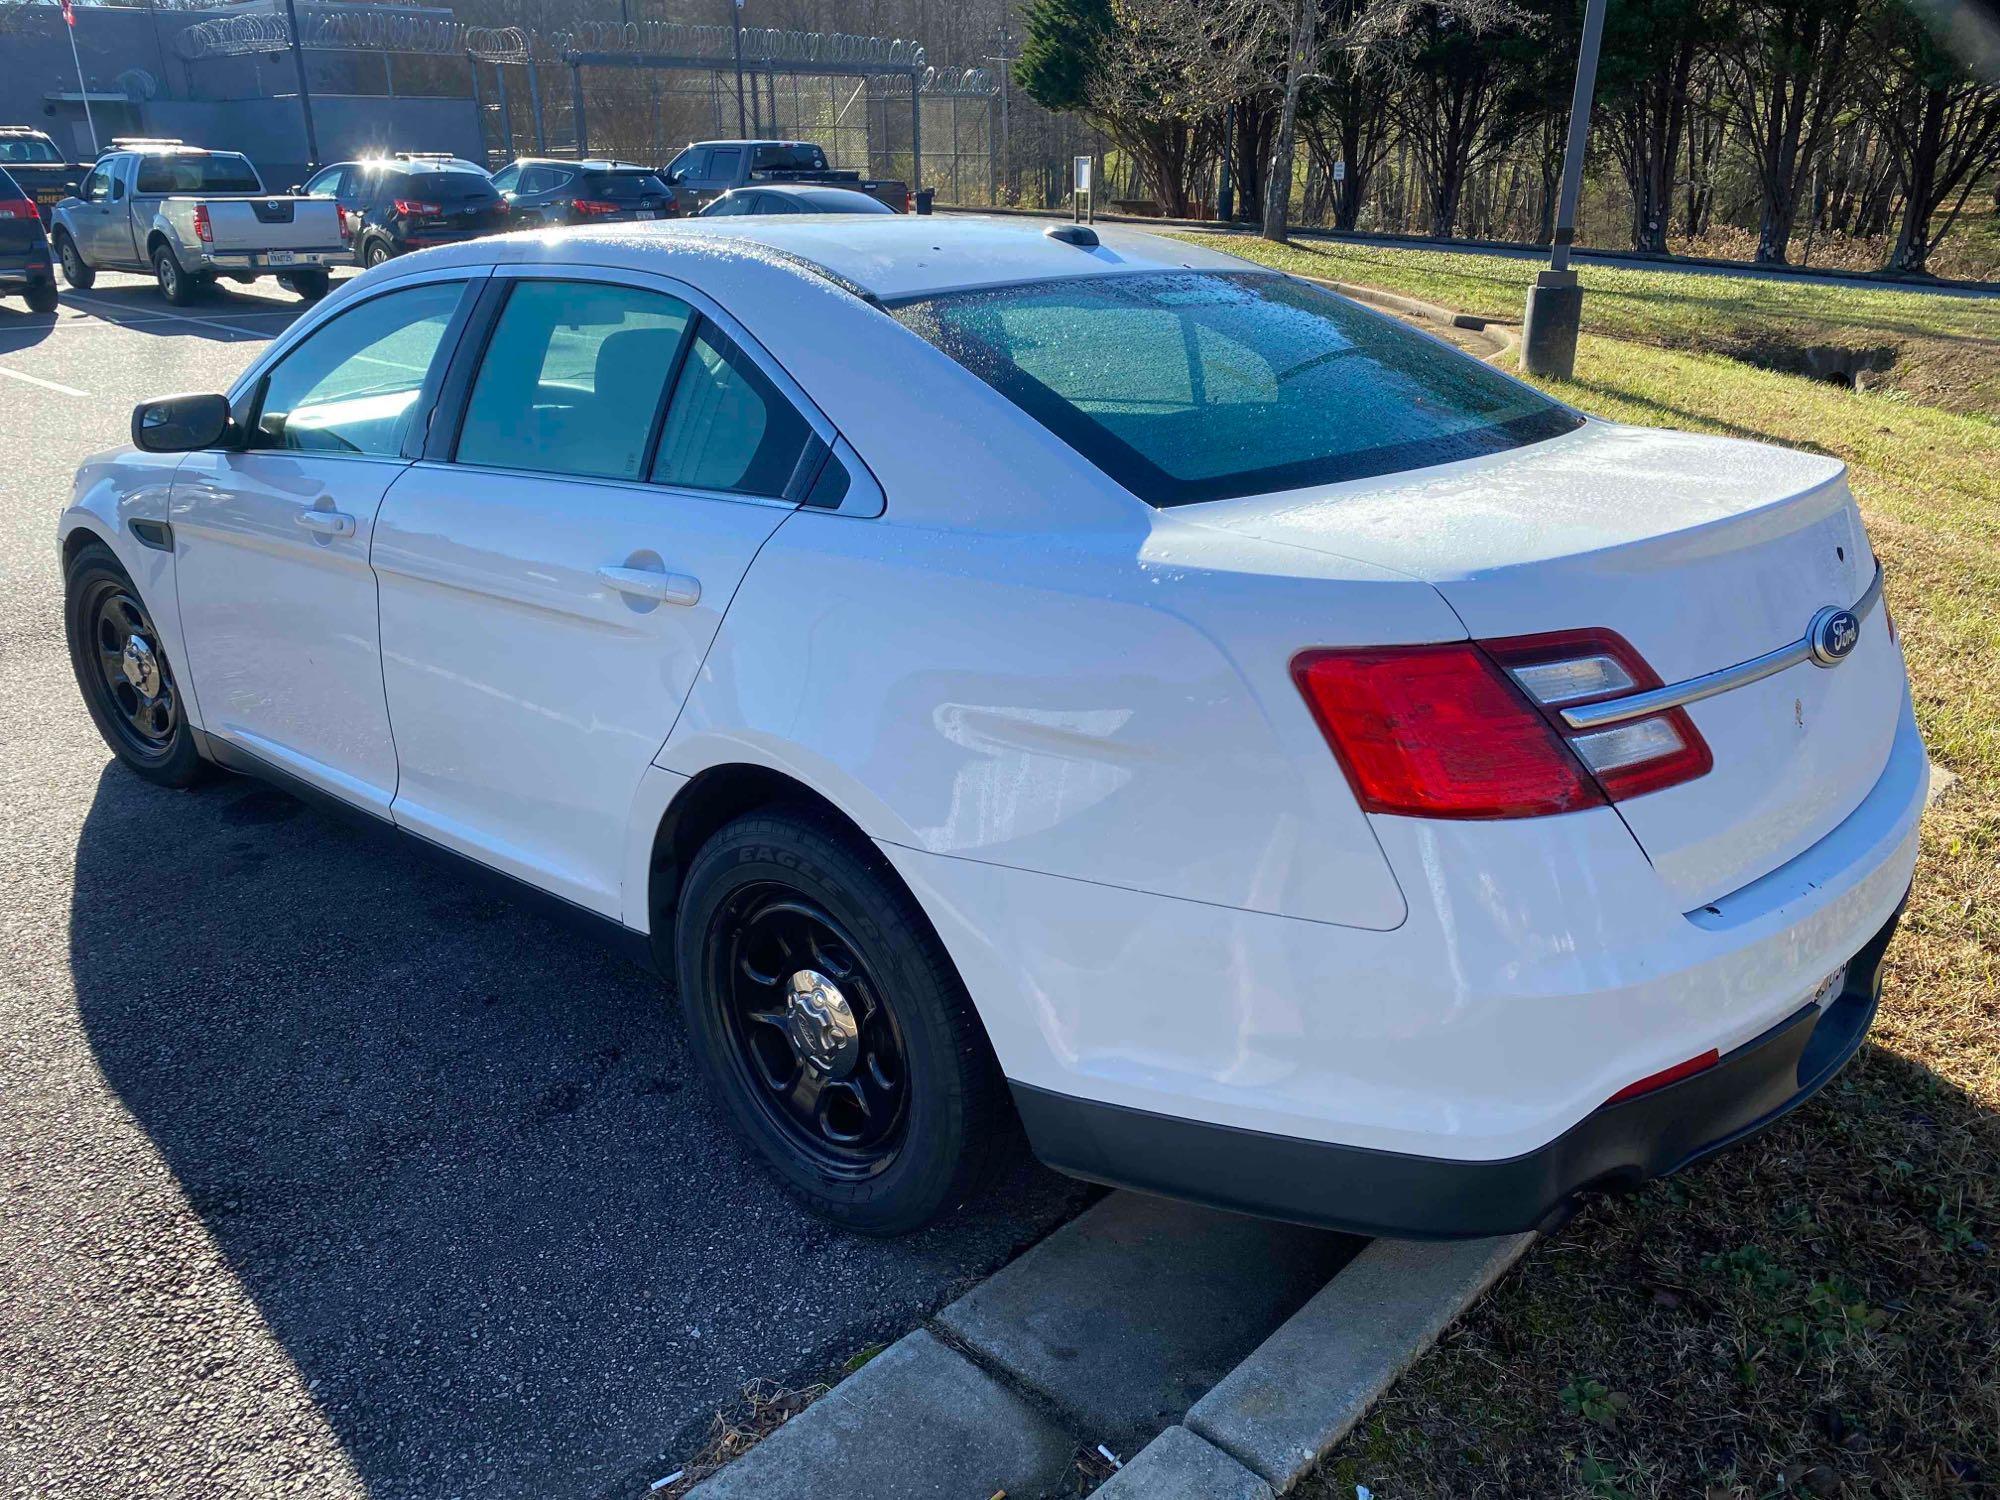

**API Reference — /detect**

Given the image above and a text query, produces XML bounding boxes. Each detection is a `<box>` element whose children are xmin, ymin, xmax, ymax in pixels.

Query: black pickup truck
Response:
<box><xmin>661</xmin><ymin>140</ymin><xmax>909</xmax><ymax>215</ymax></box>
<box><xmin>0</xmin><ymin>127</ymin><xmax>84</xmax><ymax>224</ymax></box>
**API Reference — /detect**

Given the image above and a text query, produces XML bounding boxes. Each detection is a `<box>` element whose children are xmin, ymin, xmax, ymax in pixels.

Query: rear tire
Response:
<box><xmin>152</xmin><ymin>244</ymin><xmax>194</xmax><ymax>306</ymax></box>
<box><xmin>25</xmin><ymin>278</ymin><xmax>58</xmax><ymax>313</ymax></box>
<box><xmin>54</xmin><ymin>231</ymin><xmax>93</xmax><ymax>290</ymax></box>
<box><xmin>363</xmin><ymin>239</ymin><xmax>392</xmax><ymax>269</ymax></box>
<box><xmin>674</xmin><ymin>809</ymin><xmax>1013</xmax><ymax>1234</ymax></box>
<box><xmin>64</xmin><ymin>541</ymin><xmax>207</xmax><ymax>789</ymax></box>
<box><xmin>287</xmin><ymin>268</ymin><xmax>330</xmax><ymax>302</ymax></box>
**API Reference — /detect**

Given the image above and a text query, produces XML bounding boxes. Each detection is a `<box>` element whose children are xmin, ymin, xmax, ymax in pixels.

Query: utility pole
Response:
<box><xmin>730</xmin><ymin>0</ymin><xmax>747</xmax><ymax>136</ymax></box>
<box><xmin>281</xmin><ymin>0</ymin><xmax>320</xmax><ymax>171</ymax></box>
<box><xmin>983</xmin><ymin>22</ymin><xmax>1015</xmax><ymax>206</ymax></box>
<box><xmin>59</xmin><ymin>0</ymin><xmax>99</xmax><ymax>157</ymax></box>
<box><xmin>1520</xmin><ymin>0</ymin><xmax>1607</xmax><ymax>379</ymax></box>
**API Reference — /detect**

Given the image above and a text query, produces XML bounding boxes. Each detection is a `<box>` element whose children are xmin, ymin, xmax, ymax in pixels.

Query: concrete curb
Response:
<box><xmin>687</xmin><ymin>1195</ymin><xmax>1534</xmax><ymax>1498</ymax></box>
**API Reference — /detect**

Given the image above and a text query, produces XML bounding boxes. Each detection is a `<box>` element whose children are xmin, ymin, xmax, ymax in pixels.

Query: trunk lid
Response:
<box><xmin>1191</xmin><ymin>422</ymin><xmax>1903</xmax><ymax>909</ymax></box>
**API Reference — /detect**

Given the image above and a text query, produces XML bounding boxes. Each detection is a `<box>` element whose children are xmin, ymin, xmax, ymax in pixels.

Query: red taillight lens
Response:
<box><xmin>193</xmin><ymin>203</ymin><xmax>212</xmax><ymax>242</ymax></box>
<box><xmin>392</xmin><ymin>199</ymin><xmax>441</xmax><ymax>218</ymax></box>
<box><xmin>0</xmin><ymin>199</ymin><xmax>37</xmax><ymax>220</ymax></box>
<box><xmin>1294</xmin><ymin>627</ymin><xmax>1712</xmax><ymax>820</ymax></box>
<box><xmin>1605</xmin><ymin>1049</ymin><xmax>1718</xmax><ymax>1105</ymax></box>
<box><xmin>904</xmin><ymin>191</ymin><xmax>915</xmax><ymax>213</ymax></box>
<box><xmin>571</xmin><ymin>199</ymin><xmax>620</xmax><ymax>217</ymax></box>
<box><xmin>1483</xmin><ymin>628</ymin><xmax>1712</xmax><ymax>803</ymax></box>
<box><xmin>1293</xmin><ymin>645</ymin><xmax>1605</xmax><ymax>819</ymax></box>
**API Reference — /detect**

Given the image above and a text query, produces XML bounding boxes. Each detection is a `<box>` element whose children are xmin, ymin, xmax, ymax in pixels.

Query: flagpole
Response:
<box><xmin>62</xmin><ymin>0</ymin><xmax>100</xmax><ymax>156</ymax></box>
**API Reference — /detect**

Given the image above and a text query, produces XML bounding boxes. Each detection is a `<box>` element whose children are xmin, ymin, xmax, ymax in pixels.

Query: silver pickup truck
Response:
<box><xmin>52</xmin><ymin>142</ymin><xmax>346</xmax><ymax>304</ymax></box>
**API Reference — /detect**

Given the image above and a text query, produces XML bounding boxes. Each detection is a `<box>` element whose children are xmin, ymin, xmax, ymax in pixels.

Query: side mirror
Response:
<box><xmin>289</xmin><ymin>183</ymin><xmax>303</xmax><ymax>194</ymax></box>
<box><xmin>133</xmin><ymin>393</ymin><xmax>235</xmax><ymax>452</ymax></box>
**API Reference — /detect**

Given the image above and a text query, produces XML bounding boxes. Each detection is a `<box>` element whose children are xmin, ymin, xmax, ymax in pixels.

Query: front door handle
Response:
<box><xmin>294</xmin><ymin>508</ymin><xmax>356</xmax><ymax>538</ymax></box>
<box><xmin>598</xmin><ymin>565</ymin><xmax>701</xmax><ymax>607</ymax></box>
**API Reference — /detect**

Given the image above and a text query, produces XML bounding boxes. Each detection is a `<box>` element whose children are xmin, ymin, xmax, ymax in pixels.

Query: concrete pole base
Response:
<box><xmin>1520</xmin><ymin>269</ymin><xmax>1582</xmax><ymax>380</ymax></box>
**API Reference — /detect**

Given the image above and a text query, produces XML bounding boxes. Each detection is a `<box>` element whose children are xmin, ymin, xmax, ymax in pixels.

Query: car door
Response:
<box><xmin>72</xmin><ymin>161</ymin><xmax>121</xmax><ymax>263</ymax></box>
<box><xmin>170</xmin><ymin>271</ymin><xmax>482</xmax><ymax>813</ymax></box>
<box><xmin>370</xmin><ymin>266</ymin><xmax>822</xmax><ymax>915</ymax></box>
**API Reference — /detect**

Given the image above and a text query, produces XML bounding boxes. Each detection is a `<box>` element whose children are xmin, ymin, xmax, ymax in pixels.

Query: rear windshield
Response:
<box><xmin>891</xmin><ymin>271</ymin><xmax>1582</xmax><ymax>507</ymax></box>
<box><xmin>0</xmin><ymin>167</ymin><xmax>21</xmax><ymax>199</ymax></box>
<box><xmin>136</xmin><ymin>152</ymin><xmax>261</xmax><ymax>194</ymax></box>
<box><xmin>806</xmin><ymin>191</ymin><xmax>893</xmax><ymax>214</ymax></box>
<box><xmin>752</xmin><ymin>144</ymin><xmax>828</xmax><ymax>173</ymax></box>
<box><xmin>406</xmin><ymin>171</ymin><xmax>497</xmax><ymax>202</ymax></box>
<box><xmin>580</xmin><ymin>171</ymin><xmax>668</xmax><ymax>199</ymax></box>
<box><xmin>0</xmin><ymin>136</ymin><xmax>62</xmax><ymax>164</ymax></box>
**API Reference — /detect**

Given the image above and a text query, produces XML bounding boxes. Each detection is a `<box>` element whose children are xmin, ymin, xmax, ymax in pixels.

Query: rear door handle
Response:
<box><xmin>597</xmin><ymin>565</ymin><xmax>701</xmax><ymax>607</ymax></box>
<box><xmin>294</xmin><ymin>508</ymin><xmax>356</xmax><ymax>538</ymax></box>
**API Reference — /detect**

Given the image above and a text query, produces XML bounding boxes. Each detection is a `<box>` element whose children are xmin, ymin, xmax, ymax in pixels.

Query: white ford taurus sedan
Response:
<box><xmin>59</xmin><ymin>217</ymin><xmax>1924</xmax><ymax>1235</ymax></box>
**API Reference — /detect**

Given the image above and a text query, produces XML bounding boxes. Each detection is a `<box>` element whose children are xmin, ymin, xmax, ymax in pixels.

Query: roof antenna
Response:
<box><xmin>1044</xmin><ymin>224</ymin><xmax>1099</xmax><ymax>248</ymax></box>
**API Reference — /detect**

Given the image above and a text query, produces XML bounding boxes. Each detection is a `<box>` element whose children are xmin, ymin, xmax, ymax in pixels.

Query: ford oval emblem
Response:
<box><xmin>1807</xmin><ymin>606</ymin><xmax>1861</xmax><ymax>667</ymax></box>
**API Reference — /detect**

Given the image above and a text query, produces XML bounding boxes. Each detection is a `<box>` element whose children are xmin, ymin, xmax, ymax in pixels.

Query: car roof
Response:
<box><xmin>754</xmin><ymin>186</ymin><xmax>885</xmax><ymax>205</ymax></box>
<box><xmin>411</xmin><ymin>215</ymin><xmax>1253</xmax><ymax>303</ymax></box>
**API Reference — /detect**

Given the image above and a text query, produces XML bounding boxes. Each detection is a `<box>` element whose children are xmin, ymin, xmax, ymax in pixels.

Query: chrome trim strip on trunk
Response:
<box><xmin>1560</xmin><ymin>564</ymin><xmax>1884</xmax><ymax>732</ymax></box>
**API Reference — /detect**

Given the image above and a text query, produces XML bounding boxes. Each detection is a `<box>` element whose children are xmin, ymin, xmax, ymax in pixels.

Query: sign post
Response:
<box><xmin>1521</xmin><ymin>0</ymin><xmax>1608</xmax><ymax>379</ymax></box>
<box><xmin>1073</xmin><ymin>154</ymin><xmax>1091</xmax><ymax>224</ymax></box>
<box><xmin>60</xmin><ymin>0</ymin><xmax>100</xmax><ymax>158</ymax></box>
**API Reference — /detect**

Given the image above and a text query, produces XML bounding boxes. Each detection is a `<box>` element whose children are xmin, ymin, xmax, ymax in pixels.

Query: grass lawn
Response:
<box><xmin>1180</xmin><ymin>243</ymin><xmax>2000</xmax><ymax>1499</ymax></box>
<box><xmin>1176</xmin><ymin>234</ymin><xmax>2000</xmax><ymax>418</ymax></box>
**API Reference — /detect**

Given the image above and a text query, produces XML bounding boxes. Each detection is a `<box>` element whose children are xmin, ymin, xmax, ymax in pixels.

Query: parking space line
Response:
<box><xmin>59</xmin><ymin>293</ymin><xmax>288</xmax><ymax>339</ymax></box>
<box><xmin>0</xmin><ymin>367</ymin><xmax>90</xmax><ymax>397</ymax></box>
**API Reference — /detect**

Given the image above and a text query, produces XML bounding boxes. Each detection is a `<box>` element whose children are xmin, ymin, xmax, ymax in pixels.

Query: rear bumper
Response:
<box><xmin>1013</xmin><ymin>899</ymin><xmax>1902</xmax><ymax>1237</ymax></box>
<box><xmin>205</xmin><ymin>248</ymin><xmax>345</xmax><ymax>272</ymax></box>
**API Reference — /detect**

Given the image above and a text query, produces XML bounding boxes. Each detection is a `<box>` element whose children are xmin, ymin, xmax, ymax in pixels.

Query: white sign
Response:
<box><xmin>1333</xmin><ymin>159</ymin><xmax>1347</xmax><ymax>182</ymax></box>
<box><xmin>1074</xmin><ymin>155</ymin><xmax>1092</xmax><ymax>194</ymax></box>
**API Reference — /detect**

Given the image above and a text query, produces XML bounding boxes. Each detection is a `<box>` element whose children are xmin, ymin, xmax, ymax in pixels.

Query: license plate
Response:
<box><xmin>637</xmin><ymin>211</ymin><xmax>657</xmax><ymax>220</ymax></box>
<box><xmin>1808</xmin><ymin>966</ymin><xmax>1847</xmax><ymax>1010</ymax></box>
<box><xmin>269</xmin><ymin>250</ymin><xmax>297</xmax><ymax>266</ymax></box>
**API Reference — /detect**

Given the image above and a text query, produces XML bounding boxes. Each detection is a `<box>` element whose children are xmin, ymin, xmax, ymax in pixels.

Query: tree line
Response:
<box><xmin>1012</xmin><ymin>0</ymin><xmax>2000</xmax><ymax>275</ymax></box>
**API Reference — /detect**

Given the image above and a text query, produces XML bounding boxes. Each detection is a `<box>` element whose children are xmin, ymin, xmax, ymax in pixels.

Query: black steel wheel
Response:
<box><xmin>64</xmin><ymin>541</ymin><xmax>206</xmax><ymax>787</ymax></box>
<box><xmin>675</xmin><ymin>809</ymin><xmax>1014</xmax><ymax>1234</ymax></box>
<box><xmin>711</xmin><ymin>887</ymin><xmax>911</xmax><ymax>1178</ymax></box>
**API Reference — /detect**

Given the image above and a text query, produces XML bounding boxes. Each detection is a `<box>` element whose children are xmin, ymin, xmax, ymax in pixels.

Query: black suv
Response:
<box><xmin>0</xmin><ymin>166</ymin><xmax>58</xmax><ymax>311</ymax></box>
<box><xmin>300</xmin><ymin>156</ymin><xmax>508</xmax><ymax>267</ymax></box>
<box><xmin>490</xmin><ymin>159</ymin><xmax>676</xmax><ymax>226</ymax></box>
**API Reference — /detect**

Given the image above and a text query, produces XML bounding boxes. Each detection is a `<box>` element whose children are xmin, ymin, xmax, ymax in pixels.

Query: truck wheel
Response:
<box><xmin>54</xmin><ymin>232</ymin><xmax>94</xmax><ymax>290</ymax></box>
<box><xmin>25</xmin><ymin>278</ymin><xmax>58</xmax><ymax>314</ymax></box>
<box><xmin>152</xmin><ymin>244</ymin><xmax>194</xmax><ymax>306</ymax></box>
<box><xmin>288</xmin><ymin>269</ymin><xmax>331</xmax><ymax>302</ymax></box>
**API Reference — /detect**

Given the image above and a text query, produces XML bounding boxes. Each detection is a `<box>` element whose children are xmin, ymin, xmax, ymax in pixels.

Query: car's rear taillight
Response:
<box><xmin>572</xmin><ymin>199</ymin><xmax>620</xmax><ymax>216</ymax></box>
<box><xmin>193</xmin><ymin>203</ymin><xmax>212</xmax><ymax>242</ymax></box>
<box><xmin>1484</xmin><ymin>627</ymin><xmax>1712</xmax><ymax>802</ymax></box>
<box><xmin>904</xmin><ymin>190</ymin><xmax>914</xmax><ymax>213</ymax></box>
<box><xmin>337</xmin><ymin>205</ymin><xmax>356</xmax><ymax>239</ymax></box>
<box><xmin>393</xmin><ymin>199</ymin><xmax>441</xmax><ymax>218</ymax></box>
<box><xmin>1293</xmin><ymin>627</ymin><xmax>1711</xmax><ymax>820</ymax></box>
<box><xmin>0</xmin><ymin>198</ymin><xmax>38</xmax><ymax>220</ymax></box>
<box><xmin>1292</xmin><ymin>645</ymin><xmax>1605</xmax><ymax>819</ymax></box>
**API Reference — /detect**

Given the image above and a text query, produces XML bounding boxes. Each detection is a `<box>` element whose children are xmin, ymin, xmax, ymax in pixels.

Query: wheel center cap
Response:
<box><xmin>120</xmin><ymin>636</ymin><xmax>161</xmax><ymax>698</ymax></box>
<box><xmin>784</xmin><ymin>969</ymin><xmax>860</xmax><ymax>1077</ymax></box>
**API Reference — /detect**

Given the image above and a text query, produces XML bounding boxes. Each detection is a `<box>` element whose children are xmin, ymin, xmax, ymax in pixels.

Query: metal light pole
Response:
<box><xmin>1520</xmin><ymin>0</ymin><xmax>1608</xmax><ymax>380</ymax></box>
<box><xmin>730</xmin><ymin>0</ymin><xmax>748</xmax><ymax>136</ymax></box>
<box><xmin>281</xmin><ymin>0</ymin><xmax>320</xmax><ymax>172</ymax></box>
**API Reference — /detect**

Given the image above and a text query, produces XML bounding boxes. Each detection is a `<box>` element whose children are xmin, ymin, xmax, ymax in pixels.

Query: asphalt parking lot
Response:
<box><xmin>0</xmin><ymin>271</ymin><xmax>1089</xmax><ymax>1498</ymax></box>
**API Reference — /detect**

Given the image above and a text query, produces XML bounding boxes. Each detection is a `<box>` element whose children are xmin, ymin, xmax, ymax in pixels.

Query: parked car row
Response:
<box><xmin>3</xmin><ymin>131</ymin><xmax>923</xmax><ymax>311</ymax></box>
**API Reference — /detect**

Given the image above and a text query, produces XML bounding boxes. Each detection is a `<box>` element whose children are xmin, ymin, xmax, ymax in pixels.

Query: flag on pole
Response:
<box><xmin>61</xmin><ymin>0</ymin><xmax>75</xmax><ymax>27</ymax></box>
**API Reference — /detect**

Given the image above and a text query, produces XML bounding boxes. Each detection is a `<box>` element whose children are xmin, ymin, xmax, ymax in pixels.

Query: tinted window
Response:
<box><xmin>0</xmin><ymin>167</ymin><xmax>21</xmax><ymax>199</ymax></box>
<box><xmin>0</xmin><ymin>135</ymin><xmax>62</xmax><ymax>164</ymax></box>
<box><xmin>490</xmin><ymin>163</ymin><xmax>521</xmax><ymax>193</ymax></box>
<box><xmin>457</xmin><ymin>281</ymin><xmax>691</xmax><ymax>480</ymax></box>
<box><xmin>706</xmin><ymin>147</ymin><xmax>741</xmax><ymax>182</ymax></box>
<box><xmin>580</xmin><ymin>171</ymin><xmax>668</xmax><ymax>200</ymax></box>
<box><xmin>136</xmin><ymin>153</ymin><xmax>261</xmax><ymax>194</ymax></box>
<box><xmin>807</xmin><ymin>190</ymin><xmax>893</xmax><ymax>214</ymax></box>
<box><xmin>751</xmin><ymin>144</ymin><xmax>828</xmax><ymax>172</ymax></box>
<box><xmin>405</xmin><ymin>171</ymin><xmax>496</xmax><ymax>204</ymax></box>
<box><xmin>668</xmin><ymin>147</ymin><xmax>707</xmax><ymax>179</ymax></box>
<box><xmin>651</xmin><ymin>323</ymin><xmax>809</xmax><ymax>496</ymax></box>
<box><xmin>254</xmin><ymin>282</ymin><xmax>465</xmax><ymax>456</ymax></box>
<box><xmin>893</xmin><ymin>272</ymin><xmax>1583</xmax><ymax>507</ymax></box>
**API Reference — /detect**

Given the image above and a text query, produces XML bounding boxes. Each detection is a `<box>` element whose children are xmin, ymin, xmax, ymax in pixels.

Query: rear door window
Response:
<box><xmin>253</xmin><ymin>282</ymin><xmax>467</xmax><ymax>456</ymax></box>
<box><xmin>705</xmin><ymin>148</ymin><xmax>741</xmax><ymax>185</ymax></box>
<box><xmin>651</xmin><ymin>322</ymin><xmax>810</xmax><ymax>496</ymax></box>
<box><xmin>892</xmin><ymin>271</ymin><xmax>1584</xmax><ymax>506</ymax></box>
<box><xmin>456</xmin><ymin>280</ymin><xmax>692</xmax><ymax>481</ymax></box>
